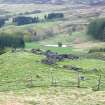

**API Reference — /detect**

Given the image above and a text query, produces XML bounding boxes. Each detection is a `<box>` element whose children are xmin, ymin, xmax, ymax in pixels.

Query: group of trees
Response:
<box><xmin>13</xmin><ymin>13</ymin><xmax>64</xmax><ymax>26</ymax></box>
<box><xmin>0</xmin><ymin>12</ymin><xmax>64</xmax><ymax>27</ymax></box>
<box><xmin>88</xmin><ymin>18</ymin><xmax>105</xmax><ymax>41</ymax></box>
<box><xmin>45</xmin><ymin>13</ymin><xmax>64</xmax><ymax>20</ymax></box>
<box><xmin>0</xmin><ymin>34</ymin><xmax>25</xmax><ymax>49</ymax></box>
<box><xmin>13</xmin><ymin>16</ymin><xmax>39</xmax><ymax>26</ymax></box>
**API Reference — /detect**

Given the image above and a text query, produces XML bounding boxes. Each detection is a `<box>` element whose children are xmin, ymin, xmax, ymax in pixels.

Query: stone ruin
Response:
<box><xmin>41</xmin><ymin>50</ymin><xmax>59</xmax><ymax>65</ymax></box>
<box><xmin>41</xmin><ymin>57</ymin><xmax>57</xmax><ymax>65</ymax></box>
<box><xmin>31</xmin><ymin>48</ymin><xmax>44</xmax><ymax>55</ymax></box>
<box><xmin>60</xmin><ymin>54</ymin><xmax>79</xmax><ymax>60</ymax></box>
<box><xmin>63</xmin><ymin>65</ymin><xmax>82</xmax><ymax>72</ymax></box>
<box><xmin>41</xmin><ymin>50</ymin><xmax>79</xmax><ymax>65</ymax></box>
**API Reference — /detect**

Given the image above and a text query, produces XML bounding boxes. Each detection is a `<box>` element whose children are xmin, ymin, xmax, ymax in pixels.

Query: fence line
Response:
<box><xmin>0</xmin><ymin>72</ymin><xmax>104</xmax><ymax>91</ymax></box>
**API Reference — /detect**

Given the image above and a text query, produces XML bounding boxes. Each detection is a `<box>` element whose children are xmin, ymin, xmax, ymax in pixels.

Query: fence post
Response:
<box><xmin>50</xmin><ymin>68</ymin><xmax>57</xmax><ymax>86</ymax></box>
<box><xmin>50</xmin><ymin>69</ymin><xmax>54</xmax><ymax>86</ymax></box>
<box><xmin>26</xmin><ymin>75</ymin><xmax>33</xmax><ymax>88</ymax></box>
<box><xmin>97</xmin><ymin>74</ymin><xmax>101</xmax><ymax>91</ymax></box>
<box><xmin>77</xmin><ymin>71</ymin><xmax>80</xmax><ymax>88</ymax></box>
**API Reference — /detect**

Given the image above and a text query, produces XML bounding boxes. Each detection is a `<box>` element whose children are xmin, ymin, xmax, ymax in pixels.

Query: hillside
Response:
<box><xmin>1</xmin><ymin>0</ymin><xmax>105</xmax><ymax>104</ymax></box>
<box><xmin>0</xmin><ymin>50</ymin><xmax>105</xmax><ymax>104</ymax></box>
<box><xmin>0</xmin><ymin>48</ymin><xmax>105</xmax><ymax>91</ymax></box>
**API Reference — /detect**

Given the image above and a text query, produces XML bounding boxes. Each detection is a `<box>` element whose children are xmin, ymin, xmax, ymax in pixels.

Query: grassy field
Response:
<box><xmin>25</xmin><ymin>31</ymin><xmax>93</xmax><ymax>54</ymax></box>
<box><xmin>0</xmin><ymin>51</ymin><xmax>105</xmax><ymax>104</ymax></box>
<box><xmin>0</xmin><ymin>51</ymin><xmax>75</xmax><ymax>91</ymax></box>
<box><xmin>0</xmin><ymin>3</ymin><xmax>105</xmax><ymax>105</ymax></box>
<box><xmin>0</xmin><ymin>32</ymin><xmax>105</xmax><ymax>105</ymax></box>
<box><xmin>1</xmin><ymin>87</ymin><xmax>105</xmax><ymax>105</ymax></box>
<box><xmin>0</xmin><ymin>51</ymin><xmax>105</xmax><ymax>91</ymax></box>
<box><xmin>26</xmin><ymin>43</ymin><xmax>73</xmax><ymax>54</ymax></box>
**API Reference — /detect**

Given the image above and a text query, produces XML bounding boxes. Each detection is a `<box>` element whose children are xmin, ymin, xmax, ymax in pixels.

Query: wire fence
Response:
<box><xmin>0</xmin><ymin>71</ymin><xmax>105</xmax><ymax>92</ymax></box>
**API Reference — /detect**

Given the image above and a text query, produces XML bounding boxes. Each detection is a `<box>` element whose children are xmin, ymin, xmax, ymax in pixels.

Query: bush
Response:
<box><xmin>87</xmin><ymin>18</ymin><xmax>105</xmax><ymax>41</ymax></box>
<box><xmin>88</xmin><ymin>48</ymin><xmax>105</xmax><ymax>53</ymax></box>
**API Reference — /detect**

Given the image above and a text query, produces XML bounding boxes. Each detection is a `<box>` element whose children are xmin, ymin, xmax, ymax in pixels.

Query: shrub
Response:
<box><xmin>88</xmin><ymin>48</ymin><xmax>105</xmax><ymax>53</ymax></box>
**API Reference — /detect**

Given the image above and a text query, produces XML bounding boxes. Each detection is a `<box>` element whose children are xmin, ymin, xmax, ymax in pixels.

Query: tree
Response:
<box><xmin>87</xmin><ymin>18</ymin><xmax>105</xmax><ymax>41</ymax></box>
<box><xmin>13</xmin><ymin>16</ymin><xmax>40</xmax><ymax>26</ymax></box>
<box><xmin>44</xmin><ymin>15</ymin><xmax>47</xmax><ymax>20</ymax></box>
<box><xmin>0</xmin><ymin>34</ymin><xmax>25</xmax><ymax>49</ymax></box>
<box><xmin>47</xmin><ymin>13</ymin><xmax>64</xmax><ymax>20</ymax></box>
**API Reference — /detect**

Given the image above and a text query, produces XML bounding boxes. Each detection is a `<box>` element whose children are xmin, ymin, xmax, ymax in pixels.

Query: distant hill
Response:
<box><xmin>0</xmin><ymin>0</ymin><xmax>105</xmax><ymax>5</ymax></box>
<box><xmin>0</xmin><ymin>0</ymin><xmax>64</xmax><ymax>4</ymax></box>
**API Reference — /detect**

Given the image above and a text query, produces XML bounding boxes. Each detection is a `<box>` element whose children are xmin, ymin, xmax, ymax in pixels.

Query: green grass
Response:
<box><xmin>0</xmin><ymin>51</ymin><xmax>105</xmax><ymax>91</ymax></box>
<box><xmin>25</xmin><ymin>31</ymin><xmax>90</xmax><ymax>54</ymax></box>
<box><xmin>59</xmin><ymin>58</ymin><xmax>105</xmax><ymax>70</ymax></box>
<box><xmin>0</xmin><ymin>52</ymin><xmax>76</xmax><ymax>91</ymax></box>
<box><xmin>0</xmin><ymin>4</ymin><xmax>105</xmax><ymax>105</ymax></box>
<box><xmin>26</xmin><ymin>42</ymin><xmax>73</xmax><ymax>54</ymax></box>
